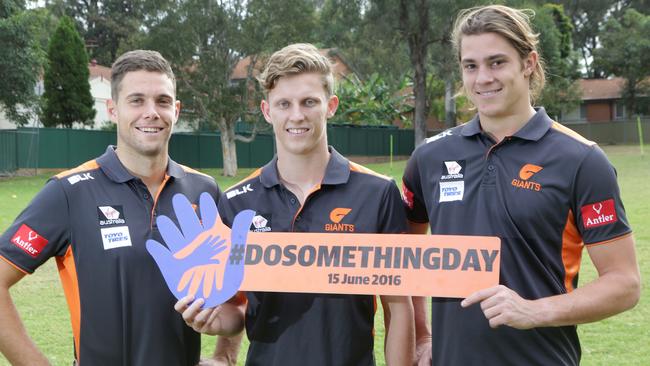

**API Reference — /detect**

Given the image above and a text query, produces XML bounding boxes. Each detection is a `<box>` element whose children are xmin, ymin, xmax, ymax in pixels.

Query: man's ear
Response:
<box><xmin>260</xmin><ymin>99</ymin><xmax>272</xmax><ymax>124</ymax></box>
<box><xmin>107</xmin><ymin>99</ymin><xmax>118</xmax><ymax>123</ymax></box>
<box><xmin>327</xmin><ymin>95</ymin><xmax>339</xmax><ymax>119</ymax></box>
<box><xmin>524</xmin><ymin>51</ymin><xmax>538</xmax><ymax>77</ymax></box>
<box><xmin>174</xmin><ymin>100</ymin><xmax>181</xmax><ymax>122</ymax></box>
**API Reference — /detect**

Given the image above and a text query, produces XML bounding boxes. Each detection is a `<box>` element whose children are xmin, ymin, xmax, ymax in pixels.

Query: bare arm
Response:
<box><xmin>211</xmin><ymin>332</ymin><xmax>244</xmax><ymax>366</ymax></box>
<box><xmin>0</xmin><ymin>259</ymin><xmax>51</xmax><ymax>365</ymax></box>
<box><xmin>462</xmin><ymin>234</ymin><xmax>641</xmax><ymax>328</ymax></box>
<box><xmin>407</xmin><ymin>221</ymin><xmax>431</xmax><ymax>366</ymax></box>
<box><xmin>380</xmin><ymin>295</ymin><xmax>414</xmax><ymax>366</ymax></box>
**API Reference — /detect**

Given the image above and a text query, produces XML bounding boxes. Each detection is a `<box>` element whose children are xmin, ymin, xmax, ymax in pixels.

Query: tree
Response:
<box><xmin>42</xmin><ymin>16</ymin><xmax>95</xmax><ymax>128</ymax></box>
<box><xmin>142</xmin><ymin>0</ymin><xmax>320</xmax><ymax>177</ymax></box>
<box><xmin>594</xmin><ymin>8</ymin><xmax>650</xmax><ymax>115</ymax></box>
<box><xmin>533</xmin><ymin>3</ymin><xmax>582</xmax><ymax>119</ymax></box>
<box><xmin>332</xmin><ymin>74</ymin><xmax>411</xmax><ymax>126</ymax></box>
<box><xmin>0</xmin><ymin>1</ymin><xmax>42</xmax><ymax>126</ymax></box>
<box><xmin>47</xmin><ymin>0</ymin><xmax>158</xmax><ymax>66</ymax></box>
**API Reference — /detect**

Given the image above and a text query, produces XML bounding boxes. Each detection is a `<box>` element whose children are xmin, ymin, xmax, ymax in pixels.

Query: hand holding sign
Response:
<box><xmin>146</xmin><ymin>192</ymin><xmax>255</xmax><ymax>308</ymax></box>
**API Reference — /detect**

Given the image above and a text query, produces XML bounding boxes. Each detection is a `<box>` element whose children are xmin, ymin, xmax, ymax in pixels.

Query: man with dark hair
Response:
<box><xmin>0</xmin><ymin>50</ymin><xmax>221</xmax><ymax>365</ymax></box>
<box><xmin>404</xmin><ymin>5</ymin><xmax>641</xmax><ymax>366</ymax></box>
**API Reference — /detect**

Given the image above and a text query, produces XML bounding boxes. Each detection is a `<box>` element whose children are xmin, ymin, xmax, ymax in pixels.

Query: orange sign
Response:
<box><xmin>239</xmin><ymin>232</ymin><xmax>500</xmax><ymax>298</ymax></box>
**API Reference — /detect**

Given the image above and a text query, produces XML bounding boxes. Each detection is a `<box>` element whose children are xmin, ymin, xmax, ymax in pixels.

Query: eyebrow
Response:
<box><xmin>125</xmin><ymin>92</ymin><xmax>174</xmax><ymax>100</ymax></box>
<box><xmin>461</xmin><ymin>53</ymin><xmax>509</xmax><ymax>64</ymax></box>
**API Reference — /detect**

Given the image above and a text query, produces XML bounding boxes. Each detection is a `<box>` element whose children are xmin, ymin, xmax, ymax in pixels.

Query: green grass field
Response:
<box><xmin>0</xmin><ymin>145</ymin><xmax>648</xmax><ymax>365</ymax></box>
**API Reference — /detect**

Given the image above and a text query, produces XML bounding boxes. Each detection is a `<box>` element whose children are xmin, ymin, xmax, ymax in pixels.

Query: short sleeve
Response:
<box><xmin>378</xmin><ymin>181</ymin><xmax>408</xmax><ymax>234</ymax></box>
<box><xmin>572</xmin><ymin>146</ymin><xmax>631</xmax><ymax>245</ymax></box>
<box><xmin>402</xmin><ymin>151</ymin><xmax>429</xmax><ymax>224</ymax></box>
<box><xmin>0</xmin><ymin>179</ymin><xmax>71</xmax><ymax>273</ymax></box>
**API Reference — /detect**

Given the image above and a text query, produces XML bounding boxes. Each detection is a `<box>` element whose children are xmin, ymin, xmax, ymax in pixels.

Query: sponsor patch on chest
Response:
<box><xmin>100</xmin><ymin>226</ymin><xmax>133</xmax><ymax>249</ymax></box>
<box><xmin>250</xmin><ymin>214</ymin><xmax>272</xmax><ymax>232</ymax></box>
<box><xmin>439</xmin><ymin>181</ymin><xmax>464</xmax><ymax>202</ymax></box>
<box><xmin>581</xmin><ymin>199</ymin><xmax>618</xmax><ymax>229</ymax></box>
<box><xmin>97</xmin><ymin>205</ymin><xmax>126</xmax><ymax>226</ymax></box>
<box><xmin>10</xmin><ymin>224</ymin><xmax>48</xmax><ymax>258</ymax></box>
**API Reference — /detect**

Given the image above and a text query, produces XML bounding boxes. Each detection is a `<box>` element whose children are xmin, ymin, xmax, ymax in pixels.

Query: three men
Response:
<box><xmin>179</xmin><ymin>43</ymin><xmax>414</xmax><ymax>365</ymax></box>
<box><xmin>403</xmin><ymin>5</ymin><xmax>640</xmax><ymax>365</ymax></box>
<box><xmin>0</xmin><ymin>50</ymin><xmax>221</xmax><ymax>365</ymax></box>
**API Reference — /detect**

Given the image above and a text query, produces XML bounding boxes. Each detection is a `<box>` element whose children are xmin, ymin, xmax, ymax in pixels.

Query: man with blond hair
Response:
<box><xmin>178</xmin><ymin>43</ymin><xmax>414</xmax><ymax>366</ymax></box>
<box><xmin>403</xmin><ymin>5</ymin><xmax>640</xmax><ymax>365</ymax></box>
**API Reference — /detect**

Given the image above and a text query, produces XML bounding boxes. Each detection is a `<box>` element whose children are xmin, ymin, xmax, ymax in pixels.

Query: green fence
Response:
<box><xmin>0</xmin><ymin>130</ymin><xmax>18</xmax><ymax>175</ymax></box>
<box><xmin>1</xmin><ymin>126</ymin><xmax>415</xmax><ymax>171</ymax></box>
<box><xmin>564</xmin><ymin>119</ymin><xmax>650</xmax><ymax>145</ymax></box>
<box><xmin>3</xmin><ymin>120</ymin><xmax>647</xmax><ymax>173</ymax></box>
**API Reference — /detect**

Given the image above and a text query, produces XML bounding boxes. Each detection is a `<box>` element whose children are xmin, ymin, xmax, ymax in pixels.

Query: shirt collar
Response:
<box><xmin>97</xmin><ymin>145</ymin><xmax>185</xmax><ymax>183</ymax></box>
<box><xmin>259</xmin><ymin>146</ymin><xmax>350</xmax><ymax>188</ymax></box>
<box><xmin>460</xmin><ymin>107</ymin><xmax>553</xmax><ymax>141</ymax></box>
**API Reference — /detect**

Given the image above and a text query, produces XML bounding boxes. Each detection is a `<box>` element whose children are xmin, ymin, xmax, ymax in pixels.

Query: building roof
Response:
<box><xmin>230</xmin><ymin>48</ymin><xmax>354</xmax><ymax>81</ymax></box>
<box><xmin>89</xmin><ymin>61</ymin><xmax>111</xmax><ymax>81</ymax></box>
<box><xmin>580</xmin><ymin>78</ymin><xmax>625</xmax><ymax>101</ymax></box>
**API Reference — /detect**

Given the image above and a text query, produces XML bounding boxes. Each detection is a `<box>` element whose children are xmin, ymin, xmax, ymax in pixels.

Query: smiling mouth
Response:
<box><xmin>287</xmin><ymin>128</ymin><xmax>309</xmax><ymax>135</ymax></box>
<box><xmin>477</xmin><ymin>88</ymin><xmax>503</xmax><ymax>96</ymax></box>
<box><xmin>136</xmin><ymin>127</ymin><xmax>164</xmax><ymax>134</ymax></box>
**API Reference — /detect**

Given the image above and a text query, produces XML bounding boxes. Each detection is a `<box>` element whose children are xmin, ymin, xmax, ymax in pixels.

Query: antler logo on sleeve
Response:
<box><xmin>146</xmin><ymin>192</ymin><xmax>255</xmax><ymax>308</ymax></box>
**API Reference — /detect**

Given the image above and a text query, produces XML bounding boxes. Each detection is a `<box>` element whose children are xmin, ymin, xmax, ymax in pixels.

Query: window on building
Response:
<box><xmin>580</xmin><ymin>104</ymin><xmax>588</xmax><ymax>120</ymax></box>
<box><xmin>614</xmin><ymin>100</ymin><xmax>626</xmax><ymax>120</ymax></box>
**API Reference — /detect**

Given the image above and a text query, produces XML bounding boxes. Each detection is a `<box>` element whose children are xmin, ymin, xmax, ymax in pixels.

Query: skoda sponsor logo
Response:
<box><xmin>97</xmin><ymin>205</ymin><xmax>126</xmax><ymax>226</ymax></box>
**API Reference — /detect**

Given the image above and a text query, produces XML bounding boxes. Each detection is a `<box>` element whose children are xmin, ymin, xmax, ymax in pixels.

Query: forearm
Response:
<box><xmin>212</xmin><ymin>332</ymin><xmax>244</xmax><ymax>366</ymax></box>
<box><xmin>382</xmin><ymin>295</ymin><xmax>414</xmax><ymax>366</ymax></box>
<box><xmin>0</xmin><ymin>288</ymin><xmax>50</xmax><ymax>366</ymax></box>
<box><xmin>212</xmin><ymin>302</ymin><xmax>246</xmax><ymax>336</ymax></box>
<box><xmin>412</xmin><ymin>296</ymin><xmax>431</xmax><ymax>341</ymax></box>
<box><xmin>532</xmin><ymin>269</ymin><xmax>640</xmax><ymax>327</ymax></box>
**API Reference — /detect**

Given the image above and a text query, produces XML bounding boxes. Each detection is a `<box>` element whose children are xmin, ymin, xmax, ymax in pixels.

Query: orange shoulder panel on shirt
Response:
<box><xmin>561</xmin><ymin>210</ymin><xmax>584</xmax><ymax>293</ymax></box>
<box><xmin>348</xmin><ymin>161</ymin><xmax>392</xmax><ymax>181</ymax></box>
<box><xmin>551</xmin><ymin>122</ymin><xmax>596</xmax><ymax>146</ymax></box>
<box><xmin>56</xmin><ymin>245</ymin><xmax>81</xmax><ymax>361</ymax></box>
<box><xmin>179</xmin><ymin>164</ymin><xmax>213</xmax><ymax>179</ymax></box>
<box><xmin>54</xmin><ymin>160</ymin><xmax>100</xmax><ymax>179</ymax></box>
<box><xmin>226</xmin><ymin>168</ymin><xmax>262</xmax><ymax>191</ymax></box>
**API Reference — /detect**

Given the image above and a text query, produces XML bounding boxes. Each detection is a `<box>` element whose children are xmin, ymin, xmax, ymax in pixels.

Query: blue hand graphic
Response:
<box><xmin>146</xmin><ymin>192</ymin><xmax>255</xmax><ymax>308</ymax></box>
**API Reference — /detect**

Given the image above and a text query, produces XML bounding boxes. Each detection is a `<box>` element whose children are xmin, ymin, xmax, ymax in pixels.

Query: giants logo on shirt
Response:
<box><xmin>325</xmin><ymin>208</ymin><xmax>355</xmax><ymax>232</ymax></box>
<box><xmin>10</xmin><ymin>224</ymin><xmax>49</xmax><ymax>258</ymax></box>
<box><xmin>511</xmin><ymin>164</ymin><xmax>543</xmax><ymax>192</ymax></box>
<box><xmin>581</xmin><ymin>199</ymin><xmax>618</xmax><ymax>229</ymax></box>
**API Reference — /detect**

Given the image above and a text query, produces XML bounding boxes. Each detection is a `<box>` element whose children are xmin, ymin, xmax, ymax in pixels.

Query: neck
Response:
<box><xmin>480</xmin><ymin>105</ymin><xmax>536</xmax><ymax>143</ymax></box>
<box><xmin>115</xmin><ymin>147</ymin><xmax>168</xmax><ymax>195</ymax></box>
<box><xmin>276</xmin><ymin>146</ymin><xmax>330</xmax><ymax>204</ymax></box>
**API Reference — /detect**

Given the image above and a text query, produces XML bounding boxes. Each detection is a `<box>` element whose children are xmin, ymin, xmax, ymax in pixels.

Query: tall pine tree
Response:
<box><xmin>42</xmin><ymin>16</ymin><xmax>95</xmax><ymax>128</ymax></box>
